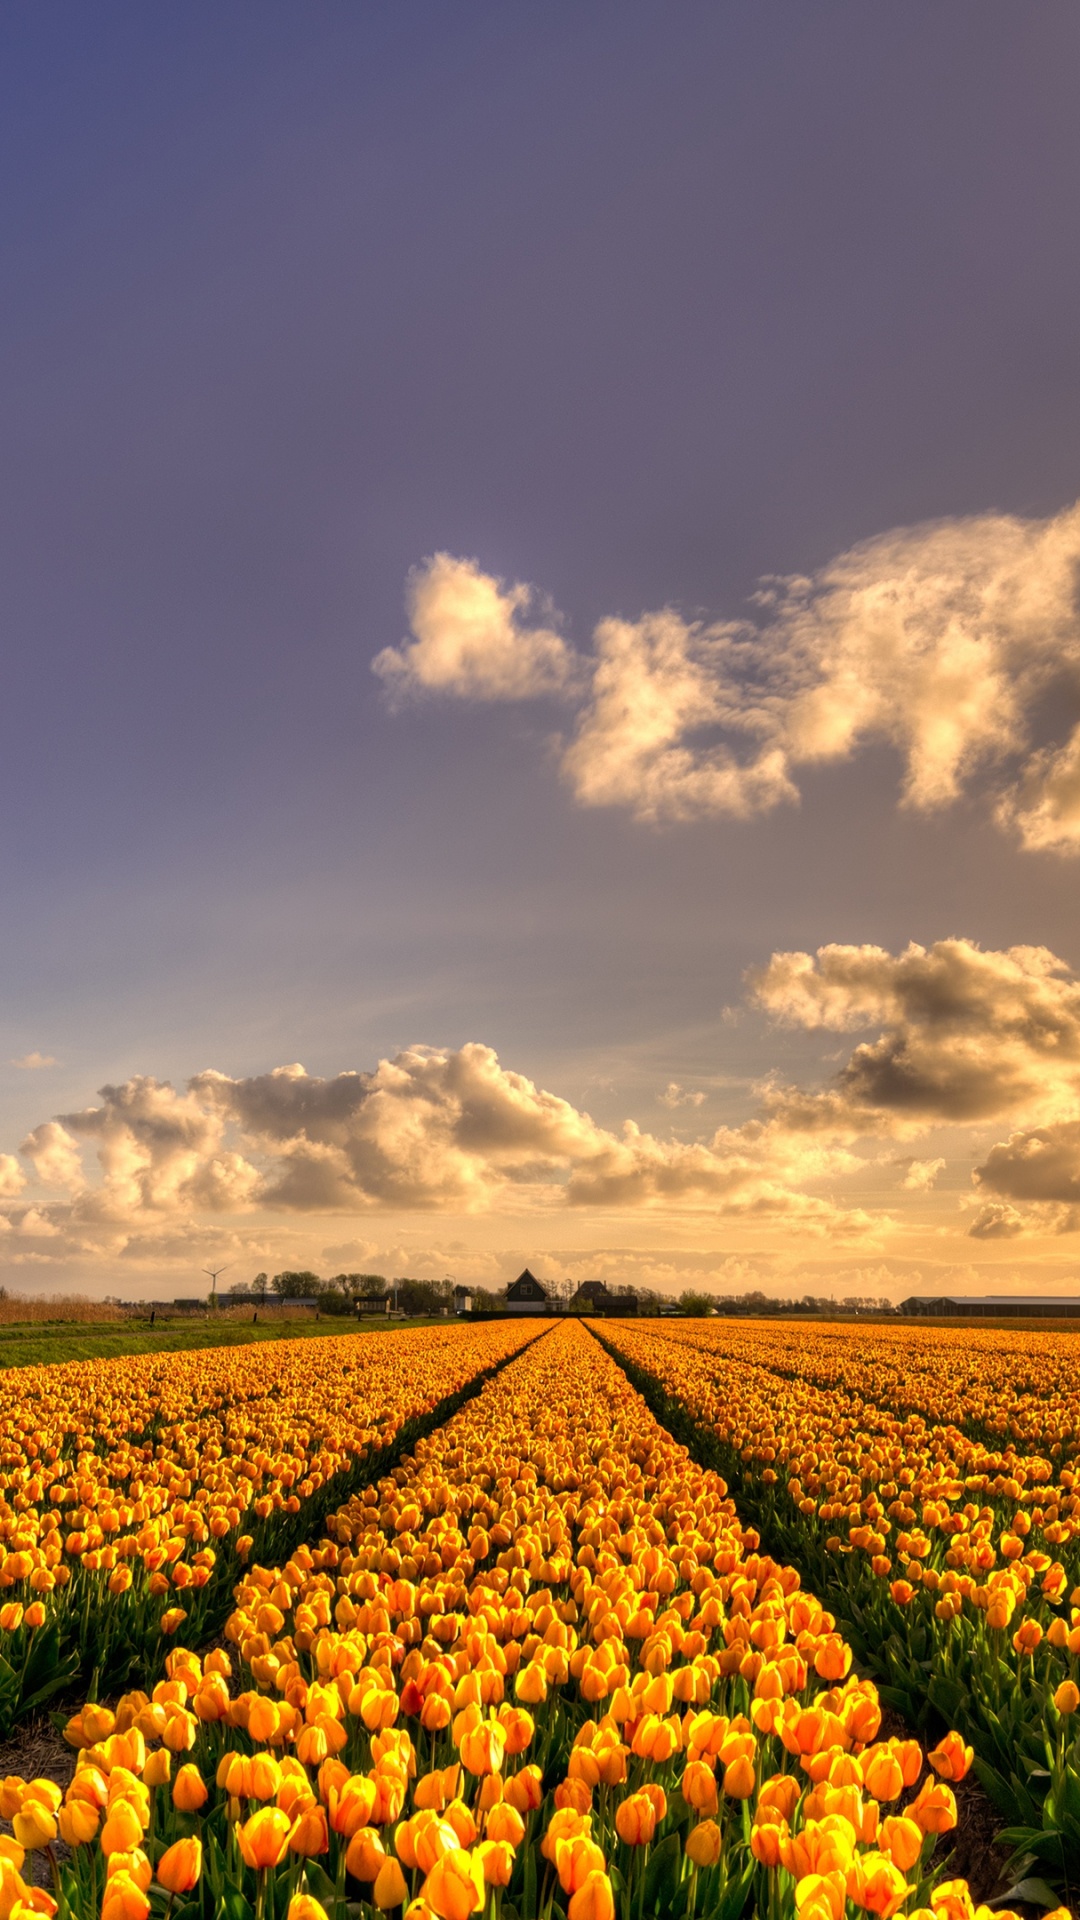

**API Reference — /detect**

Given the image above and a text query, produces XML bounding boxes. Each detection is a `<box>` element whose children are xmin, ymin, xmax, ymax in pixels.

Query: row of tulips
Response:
<box><xmin>597</xmin><ymin>1319</ymin><xmax>1080</xmax><ymax>1896</ymax></box>
<box><xmin>0</xmin><ymin>1319</ymin><xmax>1038</xmax><ymax>1920</ymax></box>
<box><xmin>667</xmin><ymin>1318</ymin><xmax>1080</xmax><ymax>1454</ymax></box>
<box><xmin>0</xmin><ymin>1322</ymin><xmax>541</xmax><ymax>1735</ymax></box>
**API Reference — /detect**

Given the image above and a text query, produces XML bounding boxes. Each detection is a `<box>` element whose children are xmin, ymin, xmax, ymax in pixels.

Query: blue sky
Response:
<box><xmin>3</xmin><ymin>4</ymin><xmax>1080</xmax><ymax>1298</ymax></box>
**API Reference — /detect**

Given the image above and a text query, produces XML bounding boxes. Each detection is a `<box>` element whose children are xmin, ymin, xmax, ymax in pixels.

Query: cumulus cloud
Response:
<box><xmin>557</xmin><ymin>610</ymin><xmax>795</xmax><ymax>821</ymax></box>
<box><xmin>380</xmin><ymin>502</ymin><xmax>1080</xmax><ymax>846</ymax></box>
<box><xmin>750</xmin><ymin>939</ymin><xmax>1080</xmax><ymax>1132</ymax></box>
<box><xmin>975</xmin><ymin>1119</ymin><xmax>1080</xmax><ymax>1206</ymax></box>
<box><xmin>372</xmin><ymin>554</ymin><xmax>575</xmax><ymax>701</ymax></box>
<box><xmin>899</xmin><ymin>1157</ymin><xmax>946</xmax><ymax>1191</ymax></box>
<box><xmin>967</xmin><ymin>1201</ymin><xmax>1030</xmax><ymax>1240</ymax></box>
<box><xmin>658</xmin><ymin>1082</ymin><xmax>706</xmax><ymax>1108</ymax></box>
<box><xmin>0</xmin><ymin>1156</ymin><xmax>26</xmax><ymax>1200</ymax></box>
<box><xmin>19</xmin><ymin>933</ymin><xmax>1080</xmax><ymax>1259</ymax></box>
<box><xmin>2</xmin><ymin>1042</ymin><xmax>879</xmax><ymax>1257</ymax></box>
<box><xmin>20</xmin><ymin>1122</ymin><xmax>84</xmax><ymax>1190</ymax></box>
<box><xmin>11</xmin><ymin>1052</ymin><xmax>57</xmax><ymax>1070</ymax></box>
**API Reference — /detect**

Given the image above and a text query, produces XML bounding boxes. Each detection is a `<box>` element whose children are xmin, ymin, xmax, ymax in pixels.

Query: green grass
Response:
<box><xmin>0</xmin><ymin>1314</ymin><xmax>439</xmax><ymax>1370</ymax></box>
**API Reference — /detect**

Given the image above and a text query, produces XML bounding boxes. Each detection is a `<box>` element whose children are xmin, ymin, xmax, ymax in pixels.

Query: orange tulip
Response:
<box><xmin>421</xmin><ymin>1846</ymin><xmax>485</xmax><ymax>1920</ymax></box>
<box><xmin>926</xmin><ymin>1733</ymin><xmax>973</xmax><ymax>1781</ymax></box>
<box><xmin>909</xmin><ymin>1779</ymin><xmax>957</xmax><ymax>1836</ymax></box>
<box><xmin>58</xmin><ymin>1798</ymin><xmax>99</xmax><ymax>1847</ymax></box>
<box><xmin>156</xmin><ymin>1837</ymin><xmax>202</xmax><ymax>1894</ymax></box>
<box><xmin>686</xmin><ymin>1820</ymin><xmax>723</xmax><ymax>1869</ymax></box>
<box><xmin>568</xmin><ymin>1870</ymin><xmax>616</xmax><ymax>1920</ymax></box>
<box><xmin>172</xmin><ymin>1765</ymin><xmax>208</xmax><ymax>1812</ymax></box>
<box><xmin>237</xmin><ymin>1806</ymin><xmax>292</xmax><ymax>1869</ymax></box>
<box><xmin>722</xmin><ymin>1754</ymin><xmax>756</xmax><ymax>1800</ymax></box>
<box><xmin>879</xmin><ymin>1816</ymin><xmax>924</xmax><ymax>1873</ymax></box>
<box><xmin>615</xmin><ymin>1791</ymin><xmax>656</xmax><ymax>1847</ymax></box>
<box><xmin>485</xmin><ymin>1802</ymin><xmax>524</xmax><ymax>1846</ymax></box>
<box><xmin>98</xmin><ymin>1800</ymin><xmax>144</xmax><ymax>1857</ymax></box>
<box><xmin>288</xmin><ymin>1804</ymin><xmax>329</xmax><ymax>1855</ymax></box>
<box><xmin>477</xmin><ymin>1838</ymin><xmax>515</xmax><ymax>1886</ymax></box>
<box><xmin>846</xmin><ymin>1850</ymin><xmax>911</xmax><ymax>1916</ymax></box>
<box><xmin>345</xmin><ymin>1826</ymin><xmax>388</xmax><ymax>1882</ymax></box>
<box><xmin>101</xmin><ymin>1871</ymin><xmax>151</xmax><ymax>1920</ymax></box>
<box><xmin>373</xmin><ymin>1858</ymin><xmax>410</xmax><ymax>1909</ymax></box>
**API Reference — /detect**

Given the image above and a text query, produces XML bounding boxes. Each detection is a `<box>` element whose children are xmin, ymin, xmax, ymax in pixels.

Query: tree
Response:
<box><xmin>679</xmin><ymin>1290</ymin><xmax>717</xmax><ymax>1317</ymax></box>
<box><xmin>394</xmin><ymin>1277</ymin><xmax>453</xmax><ymax>1317</ymax></box>
<box><xmin>252</xmin><ymin>1272</ymin><xmax>269</xmax><ymax>1301</ymax></box>
<box><xmin>271</xmin><ymin>1270</ymin><xmax>323</xmax><ymax>1299</ymax></box>
<box><xmin>329</xmin><ymin>1273</ymin><xmax>388</xmax><ymax>1300</ymax></box>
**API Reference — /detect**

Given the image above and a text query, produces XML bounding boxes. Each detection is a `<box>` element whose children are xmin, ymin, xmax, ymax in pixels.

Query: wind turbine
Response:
<box><xmin>202</xmin><ymin>1265</ymin><xmax>230</xmax><ymax>1308</ymax></box>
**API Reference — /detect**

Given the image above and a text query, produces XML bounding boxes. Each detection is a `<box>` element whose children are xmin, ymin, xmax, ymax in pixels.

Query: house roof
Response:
<box><xmin>507</xmin><ymin>1268</ymin><xmax>548</xmax><ymax>1296</ymax></box>
<box><xmin>903</xmin><ymin>1294</ymin><xmax>1080</xmax><ymax>1307</ymax></box>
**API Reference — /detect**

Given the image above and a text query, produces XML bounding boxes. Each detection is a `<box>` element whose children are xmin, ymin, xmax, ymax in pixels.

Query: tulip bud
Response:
<box><xmin>420</xmin><ymin>1845</ymin><xmax>485</xmax><ymax>1920</ymax></box>
<box><xmin>345</xmin><ymin>1826</ymin><xmax>388</xmax><ymax>1882</ymax></box>
<box><xmin>101</xmin><ymin>1870</ymin><xmax>151</xmax><ymax>1920</ymax></box>
<box><xmin>99</xmin><ymin>1799</ymin><xmax>145</xmax><ymax>1856</ymax></box>
<box><xmin>722</xmin><ymin>1755</ymin><xmax>756</xmax><ymax>1800</ymax></box>
<box><xmin>59</xmin><ymin>1797</ymin><xmax>100</xmax><ymax>1846</ymax></box>
<box><xmin>879</xmin><ymin>1815</ymin><xmax>924</xmax><ymax>1873</ymax></box>
<box><xmin>568</xmin><ymin>1870</ymin><xmax>616</xmax><ymax>1920</ymax></box>
<box><xmin>172</xmin><ymin>1765</ymin><xmax>208</xmax><ymax>1812</ymax></box>
<box><xmin>477</xmin><ymin>1839</ymin><xmax>515</xmax><ymax>1887</ymax></box>
<box><xmin>289</xmin><ymin>1804</ymin><xmax>330</xmax><ymax>1855</ymax></box>
<box><xmin>373</xmin><ymin>1858</ymin><xmax>410</xmax><ymax>1910</ymax></box>
<box><xmin>237</xmin><ymin>1806</ymin><xmax>292</xmax><ymax>1869</ymax></box>
<box><xmin>157</xmin><ymin>1837</ymin><xmax>202</xmax><ymax>1894</ymax></box>
<box><xmin>685</xmin><ymin>1820</ymin><xmax>723</xmax><ymax>1869</ymax></box>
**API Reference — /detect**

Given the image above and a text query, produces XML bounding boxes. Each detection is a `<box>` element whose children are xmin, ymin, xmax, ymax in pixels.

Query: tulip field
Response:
<box><xmin>600</xmin><ymin>1319</ymin><xmax>1080</xmax><ymax>1897</ymax></box>
<box><xmin>0</xmin><ymin>1317</ymin><xmax>1073</xmax><ymax>1920</ymax></box>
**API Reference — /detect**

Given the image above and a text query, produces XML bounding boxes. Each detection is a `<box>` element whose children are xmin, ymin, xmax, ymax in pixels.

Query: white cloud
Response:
<box><xmin>11</xmin><ymin>1052</ymin><xmax>57</xmax><ymax>1070</ymax></box>
<box><xmin>967</xmin><ymin>1201</ymin><xmax>1030</xmax><ymax>1241</ymax></box>
<box><xmin>750</xmin><ymin>939</ymin><xmax>1080</xmax><ymax>1132</ymax></box>
<box><xmin>1000</xmin><ymin>723</ymin><xmax>1080</xmax><ymax>853</ymax></box>
<box><xmin>0</xmin><ymin>1156</ymin><xmax>26</xmax><ymax>1200</ymax></box>
<box><xmin>658</xmin><ymin>1082</ymin><xmax>707</xmax><ymax>1108</ymax></box>
<box><xmin>381</xmin><ymin>502</ymin><xmax>1080</xmax><ymax>847</ymax></box>
<box><xmin>20</xmin><ymin>1122</ymin><xmax>85</xmax><ymax>1190</ymax></box>
<box><xmin>2</xmin><ymin>1042</ymin><xmax>880</xmax><ymax>1258</ymax></box>
<box><xmin>372</xmin><ymin>553</ymin><xmax>575</xmax><ymax>701</ymax></box>
<box><xmin>899</xmin><ymin>1157</ymin><xmax>946</xmax><ymax>1191</ymax></box>
<box><xmin>975</xmin><ymin>1118</ymin><xmax>1080</xmax><ymax>1206</ymax></box>
<box><xmin>557</xmin><ymin>610</ymin><xmax>795</xmax><ymax>822</ymax></box>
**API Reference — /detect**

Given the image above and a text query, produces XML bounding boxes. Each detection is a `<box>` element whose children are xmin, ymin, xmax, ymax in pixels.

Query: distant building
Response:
<box><xmin>453</xmin><ymin>1285</ymin><xmax>476</xmax><ymax>1314</ymax></box>
<box><xmin>505</xmin><ymin>1269</ymin><xmax>549</xmax><ymax>1313</ymax></box>
<box><xmin>901</xmin><ymin>1294</ymin><xmax>1080</xmax><ymax>1319</ymax></box>
<box><xmin>356</xmin><ymin>1293</ymin><xmax>390</xmax><ymax>1315</ymax></box>
<box><xmin>570</xmin><ymin>1280</ymin><xmax>638</xmax><ymax>1316</ymax></box>
<box><xmin>571</xmin><ymin>1281</ymin><xmax>609</xmax><ymax>1308</ymax></box>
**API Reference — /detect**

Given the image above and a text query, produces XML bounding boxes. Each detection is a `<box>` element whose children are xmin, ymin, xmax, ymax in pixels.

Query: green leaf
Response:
<box><xmin>995</xmin><ymin>1878</ymin><xmax>1069</xmax><ymax>1911</ymax></box>
<box><xmin>216</xmin><ymin>1887</ymin><xmax>254</xmax><ymax>1920</ymax></box>
<box><xmin>643</xmin><ymin>1831</ymin><xmax>682</xmax><ymax>1911</ymax></box>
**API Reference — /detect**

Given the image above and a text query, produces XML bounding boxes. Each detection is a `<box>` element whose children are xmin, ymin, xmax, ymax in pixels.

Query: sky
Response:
<box><xmin>3</xmin><ymin>2</ymin><xmax>1080</xmax><ymax>1302</ymax></box>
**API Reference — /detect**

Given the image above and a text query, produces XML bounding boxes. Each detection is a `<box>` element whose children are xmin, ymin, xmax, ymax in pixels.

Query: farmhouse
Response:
<box><xmin>570</xmin><ymin>1280</ymin><xmax>639</xmax><ymax>1316</ymax></box>
<box><xmin>505</xmin><ymin>1269</ymin><xmax>549</xmax><ymax>1314</ymax></box>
